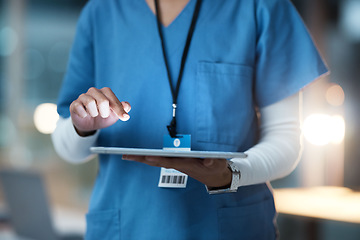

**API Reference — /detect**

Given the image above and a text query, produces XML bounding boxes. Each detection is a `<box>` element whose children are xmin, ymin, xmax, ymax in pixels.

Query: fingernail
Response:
<box><xmin>99</xmin><ymin>101</ymin><xmax>110</xmax><ymax>118</ymax></box>
<box><xmin>121</xmin><ymin>113</ymin><xmax>130</xmax><ymax>121</ymax></box>
<box><xmin>88</xmin><ymin>101</ymin><xmax>98</xmax><ymax>117</ymax></box>
<box><xmin>124</xmin><ymin>104</ymin><xmax>131</xmax><ymax>113</ymax></box>
<box><xmin>76</xmin><ymin>105</ymin><xmax>88</xmax><ymax>118</ymax></box>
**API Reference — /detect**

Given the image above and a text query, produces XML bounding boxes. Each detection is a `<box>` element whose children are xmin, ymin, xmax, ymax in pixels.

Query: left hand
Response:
<box><xmin>122</xmin><ymin>155</ymin><xmax>232</xmax><ymax>188</ymax></box>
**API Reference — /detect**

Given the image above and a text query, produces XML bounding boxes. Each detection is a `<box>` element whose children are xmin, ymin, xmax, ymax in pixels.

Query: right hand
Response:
<box><xmin>70</xmin><ymin>87</ymin><xmax>131</xmax><ymax>136</ymax></box>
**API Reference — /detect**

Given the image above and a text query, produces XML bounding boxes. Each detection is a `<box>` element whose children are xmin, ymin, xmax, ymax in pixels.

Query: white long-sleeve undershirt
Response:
<box><xmin>52</xmin><ymin>92</ymin><xmax>302</xmax><ymax>186</ymax></box>
<box><xmin>52</xmin><ymin>117</ymin><xmax>100</xmax><ymax>163</ymax></box>
<box><xmin>235</xmin><ymin>92</ymin><xmax>302</xmax><ymax>186</ymax></box>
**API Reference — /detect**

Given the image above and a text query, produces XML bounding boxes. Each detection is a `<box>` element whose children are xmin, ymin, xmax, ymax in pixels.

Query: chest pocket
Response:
<box><xmin>195</xmin><ymin>61</ymin><xmax>254</xmax><ymax>146</ymax></box>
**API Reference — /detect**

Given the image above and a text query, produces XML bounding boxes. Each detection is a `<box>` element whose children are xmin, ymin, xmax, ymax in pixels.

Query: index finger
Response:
<box><xmin>100</xmin><ymin>87</ymin><xmax>130</xmax><ymax>121</ymax></box>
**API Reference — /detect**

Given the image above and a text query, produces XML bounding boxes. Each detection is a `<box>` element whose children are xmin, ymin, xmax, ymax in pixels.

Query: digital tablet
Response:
<box><xmin>90</xmin><ymin>147</ymin><xmax>247</xmax><ymax>159</ymax></box>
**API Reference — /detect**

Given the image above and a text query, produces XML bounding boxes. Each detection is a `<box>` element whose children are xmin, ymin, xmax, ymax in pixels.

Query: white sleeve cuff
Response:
<box><xmin>51</xmin><ymin>117</ymin><xmax>99</xmax><ymax>164</ymax></box>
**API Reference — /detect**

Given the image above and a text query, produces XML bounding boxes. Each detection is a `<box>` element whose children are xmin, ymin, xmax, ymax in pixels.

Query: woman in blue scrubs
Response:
<box><xmin>52</xmin><ymin>0</ymin><xmax>328</xmax><ymax>239</ymax></box>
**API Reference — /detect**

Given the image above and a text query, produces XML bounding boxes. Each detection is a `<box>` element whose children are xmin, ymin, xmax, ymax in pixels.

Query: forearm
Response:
<box><xmin>231</xmin><ymin>92</ymin><xmax>302</xmax><ymax>186</ymax></box>
<box><xmin>51</xmin><ymin>117</ymin><xmax>99</xmax><ymax>163</ymax></box>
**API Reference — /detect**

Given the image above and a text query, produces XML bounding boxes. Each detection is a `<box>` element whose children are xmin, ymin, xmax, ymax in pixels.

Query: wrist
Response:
<box><xmin>74</xmin><ymin>125</ymin><xmax>97</xmax><ymax>137</ymax></box>
<box><xmin>206</xmin><ymin>161</ymin><xmax>241</xmax><ymax>194</ymax></box>
<box><xmin>207</xmin><ymin>167</ymin><xmax>232</xmax><ymax>190</ymax></box>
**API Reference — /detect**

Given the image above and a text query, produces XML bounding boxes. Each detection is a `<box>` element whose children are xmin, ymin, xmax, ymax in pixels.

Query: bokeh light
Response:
<box><xmin>326</xmin><ymin>84</ymin><xmax>345</xmax><ymax>106</ymax></box>
<box><xmin>0</xmin><ymin>27</ymin><xmax>18</xmax><ymax>56</ymax></box>
<box><xmin>0</xmin><ymin>116</ymin><xmax>17</xmax><ymax>147</ymax></box>
<box><xmin>303</xmin><ymin>114</ymin><xmax>345</xmax><ymax>146</ymax></box>
<box><xmin>341</xmin><ymin>0</ymin><xmax>360</xmax><ymax>41</ymax></box>
<box><xmin>33</xmin><ymin>103</ymin><xmax>59</xmax><ymax>134</ymax></box>
<box><xmin>329</xmin><ymin>115</ymin><xmax>346</xmax><ymax>144</ymax></box>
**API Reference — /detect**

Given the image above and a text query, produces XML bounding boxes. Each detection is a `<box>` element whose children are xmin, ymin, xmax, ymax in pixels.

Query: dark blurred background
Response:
<box><xmin>0</xmin><ymin>0</ymin><xmax>359</xmax><ymax>239</ymax></box>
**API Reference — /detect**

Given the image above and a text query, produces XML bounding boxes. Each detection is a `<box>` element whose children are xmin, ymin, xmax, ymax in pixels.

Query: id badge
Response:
<box><xmin>158</xmin><ymin>134</ymin><xmax>191</xmax><ymax>188</ymax></box>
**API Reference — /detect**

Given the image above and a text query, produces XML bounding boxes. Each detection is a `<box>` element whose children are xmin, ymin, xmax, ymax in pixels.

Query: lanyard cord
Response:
<box><xmin>154</xmin><ymin>0</ymin><xmax>202</xmax><ymax>138</ymax></box>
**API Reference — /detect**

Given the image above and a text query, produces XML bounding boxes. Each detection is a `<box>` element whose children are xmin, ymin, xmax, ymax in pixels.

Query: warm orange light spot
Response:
<box><xmin>326</xmin><ymin>84</ymin><xmax>345</xmax><ymax>106</ymax></box>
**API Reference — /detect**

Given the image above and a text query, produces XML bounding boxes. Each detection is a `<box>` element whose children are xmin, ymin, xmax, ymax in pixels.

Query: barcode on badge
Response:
<box><xmin>158</xmin><ymin>168</ymin><xmax>188</xmax><ymax>188</ymax></box>
<box><xmin>161</xmin><ymin>175</ymin><xmax>186</xmax><ymax>184</ymax></box>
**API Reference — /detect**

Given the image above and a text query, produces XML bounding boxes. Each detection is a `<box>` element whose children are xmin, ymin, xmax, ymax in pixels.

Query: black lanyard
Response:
<box><xmin>154</xmin><ymin>0</ymin><xmax>202</xmax><ymax>138</ymax></box>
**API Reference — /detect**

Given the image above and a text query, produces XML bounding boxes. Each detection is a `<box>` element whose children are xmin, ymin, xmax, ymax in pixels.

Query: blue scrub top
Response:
<box><xmin>57</xmin><ymin>0</ymin><xmax>328</xmax><ymax>239</ymax></box>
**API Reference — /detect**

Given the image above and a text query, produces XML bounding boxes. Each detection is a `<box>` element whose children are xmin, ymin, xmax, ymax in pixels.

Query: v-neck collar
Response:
<box><xmin>142</xmin><ymin>0</ymin><xmax>194</xmax><ymax>30</ymax></box>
